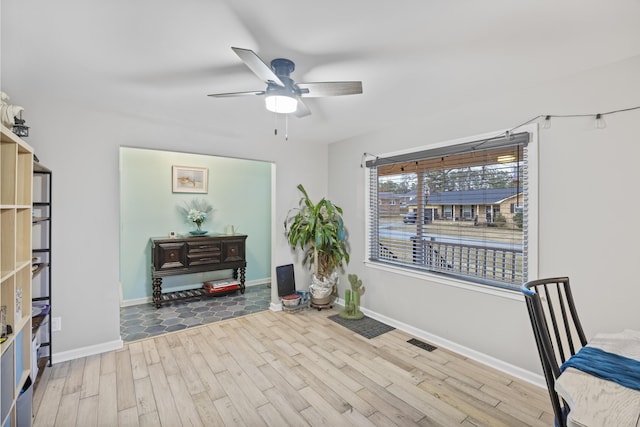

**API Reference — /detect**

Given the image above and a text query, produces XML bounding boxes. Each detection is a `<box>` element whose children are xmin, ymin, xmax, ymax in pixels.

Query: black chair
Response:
<box><xmin>521</xmin><ymin>277</ymin><xmax>588</xmax><ymax>427</ymax></box>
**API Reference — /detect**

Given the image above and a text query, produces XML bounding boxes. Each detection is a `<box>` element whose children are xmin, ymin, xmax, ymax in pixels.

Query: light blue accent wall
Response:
<box><xmin>119</xmin><ymin>147</ymin><xmax>271</xmax><ymax>302</ymax></box>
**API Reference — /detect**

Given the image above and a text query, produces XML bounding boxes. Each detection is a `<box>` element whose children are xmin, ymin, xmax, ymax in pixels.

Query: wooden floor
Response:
<box><xmin>32</xmin><ymin>308</ymin><xmax>553</xmax><ymax>427</ymax></box>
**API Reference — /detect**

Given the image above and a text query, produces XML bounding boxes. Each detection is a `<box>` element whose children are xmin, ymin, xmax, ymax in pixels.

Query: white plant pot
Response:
<box><xmin>309</xmin><ymin>272</ymin><xmax>338</xmax><ymax>305</ymax></box>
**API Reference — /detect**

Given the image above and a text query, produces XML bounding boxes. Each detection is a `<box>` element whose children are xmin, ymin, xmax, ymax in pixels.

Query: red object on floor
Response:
<box><xmin>203</xmin><ymin>282</ymin><xmax>239</xmax><ymax>294</ymax></box>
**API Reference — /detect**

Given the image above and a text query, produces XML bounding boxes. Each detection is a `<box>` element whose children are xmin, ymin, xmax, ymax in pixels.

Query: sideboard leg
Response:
<box><xmin>152</xmin><ymin>277</ymin><xmax>163</xmax><ymax>308</ymax></box>
<box><xmin>240</xmin><ymin>267</ymin><xmax>246</xmax><ymax>294</ymax></box>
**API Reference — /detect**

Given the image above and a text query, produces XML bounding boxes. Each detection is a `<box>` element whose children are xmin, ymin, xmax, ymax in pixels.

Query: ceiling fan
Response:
<box><xmin>207</xmin><ymin>47</ymin><xmax>363</xmax><ymax>118</ymax></box>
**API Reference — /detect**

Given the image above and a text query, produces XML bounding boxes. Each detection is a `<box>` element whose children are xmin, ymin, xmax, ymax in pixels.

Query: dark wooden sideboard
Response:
<box><xmin>150</xmin><ymin>234</ymin><xmax>247</xmax><ymax>308</ymax></box>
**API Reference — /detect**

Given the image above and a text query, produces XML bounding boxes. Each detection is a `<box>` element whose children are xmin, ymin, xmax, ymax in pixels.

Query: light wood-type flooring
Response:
<box><xmin>32</xmin><ymin>308</ymin><xmax>553</xmax><ymax>426</ymax></box>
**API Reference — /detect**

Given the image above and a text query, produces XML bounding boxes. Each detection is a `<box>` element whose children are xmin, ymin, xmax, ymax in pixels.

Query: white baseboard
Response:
<box><xmin>121</xmin><ymin>296</ymin><xmax>152</xmax><ymax>307</ymax></box>
<box><xmin>334</xmin><ymin>298</ymin><xmax>545</xmax><ymax>389</ymax></box>
<box><xmin>53</xmin><ymin>338</ymin><xmax>123</xmax><ymax>364</ymax></box>
<box><xmin>270</xmin><ymin>302</ymin><xmax>283</xmax><ymax>312</ymax></box>
<box><xmin>120</xmin><ymin>278</ymin><xmax>270</xmax><ymax>307</ymax></box>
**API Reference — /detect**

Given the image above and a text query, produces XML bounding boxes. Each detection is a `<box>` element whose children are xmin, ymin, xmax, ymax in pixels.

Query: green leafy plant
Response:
<box><xmin>284</xmin><ymin>184</ymin><xmax>349</xmax><ymax>279</ymax></box>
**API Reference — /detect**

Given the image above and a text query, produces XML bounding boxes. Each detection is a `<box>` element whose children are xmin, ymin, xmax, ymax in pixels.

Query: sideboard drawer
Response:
<box><xmin>153</xmin><ymin>242</ymin><xmax>188</xmax><ymax>270</ymax></box>
<box><xmin>187</xmin><ymin>251</ymin><xmax>221</xmax><ymax>266</ymax></box>
<box><xmin>222</xmin><ymin>240</ymin><xmax>245</xmax><ymax>262</ymax></box>
<box><xmin>187</xmin><ymin>240</ymin><xmax>221</xmax><ymax>253</ymax></box>
<box><xmin>186</xmin><ymin>239</ymin><xmax>222</xmax><ymax>266</ymax></box>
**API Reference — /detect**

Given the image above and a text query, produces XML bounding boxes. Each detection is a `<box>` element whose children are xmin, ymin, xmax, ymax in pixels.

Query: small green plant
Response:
<box><xmin>339</xmin><ymin>274</ymin><xmax>365</xmax><ymax>320</ymax></box>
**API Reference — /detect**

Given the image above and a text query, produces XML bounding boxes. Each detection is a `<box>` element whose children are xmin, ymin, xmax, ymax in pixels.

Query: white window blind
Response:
<box><xmin>367</xmin><ymin>132</ymin><xmax>529</xmax><ymax>289</ymax></box>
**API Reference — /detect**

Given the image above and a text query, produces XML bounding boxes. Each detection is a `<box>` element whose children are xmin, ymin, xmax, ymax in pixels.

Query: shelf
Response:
<box><xmin>32</xmin><ymin>314</ymin><xmax>48</xmax><ymax>338</ymax></box>
<box><xmin>160</xmin><ymin>285</ymin><xmax>240</xmax><ymax>303</ymax></box>
<box><xmin>1</xmin><ymin>208</ymin><xmax>16</xmax><ymax>272</ymax></box>
<box><xmin>1</xmin><ymin>140</ymin><xmax>18</xmax><ymax>205</ymax></box>
<box><xmin>16</xmin><ymin>208</ymin><xmax>31</xmax><ymax>264</ymax></box>
<box><xmin>32</xmin><ymin>157</ymin><xmax>52</xmax><ymax>386</ymax></box>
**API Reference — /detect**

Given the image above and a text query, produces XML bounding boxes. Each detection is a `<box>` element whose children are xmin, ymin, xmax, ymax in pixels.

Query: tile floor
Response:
<box><xmin>120</xmin><ymin>284</ymin><xmax>271</xmax><ymax>342</ymax></box>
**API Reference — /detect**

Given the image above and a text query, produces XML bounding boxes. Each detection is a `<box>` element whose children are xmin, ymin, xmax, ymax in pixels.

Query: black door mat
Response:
<box><xmin>407</xmin><ymin>338</ymin><xmax>437</xmax><ymax>352</ymax></box>
<box><xmin>328</xmin><ymin>314</ymin><xmax>395</xmax><ymax>339</ymax></box>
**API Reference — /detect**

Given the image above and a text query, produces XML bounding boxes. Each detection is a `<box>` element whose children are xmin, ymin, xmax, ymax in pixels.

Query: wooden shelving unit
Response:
<box><xmin>32</xmin><ymin>161</ymin><xmax>52</xmax><ymax>386</ymax></box>
<box><xmin>1</xmin><ymin>124</ymin><xmax>33</xmax><ymax>427</ymax></box>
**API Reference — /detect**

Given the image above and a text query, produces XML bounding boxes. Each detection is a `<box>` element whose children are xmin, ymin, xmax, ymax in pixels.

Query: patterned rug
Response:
<box><xmin>328</xmin><ymin>314</ymin><xmax>395</xmax><ymax>339</ymax></box>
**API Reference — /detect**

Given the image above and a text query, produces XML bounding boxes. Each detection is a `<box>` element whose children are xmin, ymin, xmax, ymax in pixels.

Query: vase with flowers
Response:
<box><xmin>178</xmin><ymin>198</ymin><xmax>213</xmax><ymax>235</ymax></box>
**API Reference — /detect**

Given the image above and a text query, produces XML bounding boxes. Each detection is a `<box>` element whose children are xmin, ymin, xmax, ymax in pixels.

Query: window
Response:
<box><xmin>443</xmin><ymin>205</ymin><xmax>454</xmax><ymax>219</ymax></box>
<box><xmin>462</xmin><ymin>205</ymin><xmax>473</xmax><ymax>220</ymax></box>
<box><xmin>366</xmin><ymin>132</ymin><xmax>531</xmax><ymax>290</ymax></box>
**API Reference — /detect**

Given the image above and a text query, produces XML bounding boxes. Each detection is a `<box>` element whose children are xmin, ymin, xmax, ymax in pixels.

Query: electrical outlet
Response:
<box><xmin>51</xmin><ymin>317</ymin><xmax>61</xmax><ymax>332</ymax></box>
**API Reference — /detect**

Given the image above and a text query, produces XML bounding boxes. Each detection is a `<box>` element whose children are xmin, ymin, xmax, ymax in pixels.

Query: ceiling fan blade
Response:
<box><xmin>294</xmin><ymin>98</ymin><xmax>311</xmax><ymax>118</ymax></box>
<box><xmin>297</xmin><ymin>81</ymin><xmax>363</xmax><ymax>97</ymax></box>
<box><xmin>207</xmin><ymin>90</ymin><xmax>265</xmax><ymax>98</ymax></box>
<box><xmin>231</xmin><ymin>47</ymin><xmax>284</xmax><ymax>87</ymax></box>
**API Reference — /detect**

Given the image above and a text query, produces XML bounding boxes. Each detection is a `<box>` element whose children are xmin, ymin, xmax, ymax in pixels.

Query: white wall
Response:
<box><xmin>329</xmin><ymin>56</ymin><xmax>640</xmax><ymax>376</ymax></box>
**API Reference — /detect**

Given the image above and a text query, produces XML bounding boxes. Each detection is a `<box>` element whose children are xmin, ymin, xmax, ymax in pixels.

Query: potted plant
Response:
<box><xmin>284</xmin><ymin>184</ymin><xmax>349</xmax><ymax>307</ymax></box>
<box><xmin>339</xmin><ymin>274</ymin><xmax>365</xmax><ymax>320</ymax></box>
<box><xmin>178</xmin><ymin>198</ymin><xmax>213</xmax><ymax>235</ymax></box>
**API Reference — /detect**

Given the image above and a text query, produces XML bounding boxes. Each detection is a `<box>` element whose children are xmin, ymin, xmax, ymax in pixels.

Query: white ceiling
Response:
<box><xmin>3</xmin><ymin>0</ymin><xmax>640</xmax><ymax>144</ymax></box>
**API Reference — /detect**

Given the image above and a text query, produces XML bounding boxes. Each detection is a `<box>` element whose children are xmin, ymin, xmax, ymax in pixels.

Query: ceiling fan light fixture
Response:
<box><xmin>265</xmin><ymin>95</ymin><xmax>298</xmax><ymax>114</ymax></box>
<box><xmin>209</xmin><ymin>47</ymin><xmax>363</xmax><ymax>119</ymax></box>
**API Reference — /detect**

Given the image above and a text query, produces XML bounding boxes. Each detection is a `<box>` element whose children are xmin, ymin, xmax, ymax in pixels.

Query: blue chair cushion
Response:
<box><xmin>560</xmin><ymin>346</ymin><xmax>640</xmax><ymax>391</ymax></box>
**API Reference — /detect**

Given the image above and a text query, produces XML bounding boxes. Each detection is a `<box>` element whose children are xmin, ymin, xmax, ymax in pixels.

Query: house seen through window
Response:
<box><xmin>367</xmin><ymin>132</ymin><xmax>530</xmax><ymax>290</ymax></box>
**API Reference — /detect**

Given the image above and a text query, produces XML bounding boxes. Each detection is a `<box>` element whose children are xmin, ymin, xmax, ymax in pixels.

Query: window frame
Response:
<box><xmin>364</xmin><ymin>125</ymin><xmax>539</xmax><ymax>295</ymax></box>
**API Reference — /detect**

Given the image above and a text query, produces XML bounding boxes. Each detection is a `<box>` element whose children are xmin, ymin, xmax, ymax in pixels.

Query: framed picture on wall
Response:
<box><xmin>172</xmin><ymin>165</ymin><xmax>208</xmax><ymax>193</ymax></box>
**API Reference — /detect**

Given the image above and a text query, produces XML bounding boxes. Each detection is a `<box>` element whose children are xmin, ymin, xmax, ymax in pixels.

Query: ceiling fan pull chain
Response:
<box><xmin>285</xmin><ymin>114</ymin><xmax>289</xmax><ymax>141</ymax></box>
<box><xmin>274</xmin><ymin>111</ymin><xmax>278</xmax><ymax>135</ymax></box>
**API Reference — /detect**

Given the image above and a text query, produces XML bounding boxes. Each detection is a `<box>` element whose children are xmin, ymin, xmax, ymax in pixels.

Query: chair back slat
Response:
<box><xmin>542</xmin><ymin>284</ymin><xmax>568</xmax><ymax>365</ymax></box>
<box><xmin>522</xmin><ymin>277</ymin><xmax>587</xmax><ymax>427</ymax></box>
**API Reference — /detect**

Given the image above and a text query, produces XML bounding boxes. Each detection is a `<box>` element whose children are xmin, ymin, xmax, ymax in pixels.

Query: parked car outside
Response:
<box><xmin>402</xmin><ymin>211</ymin><xmax>432</xmax><ymax>224</ymax></box>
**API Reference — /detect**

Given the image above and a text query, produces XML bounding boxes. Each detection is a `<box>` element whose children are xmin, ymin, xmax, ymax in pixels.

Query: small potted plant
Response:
<box><xmin>339</xmin><ymin>274</ymin><xmax>365</xmax><ymax>320</ymax></box>
<box><xmin>178</xmin><ymin>198</ymin><xmax>213</xmax><ymax>235</ymax></box>
<box><xmin>284</xmin><ymin>184</ymin><xmax>349</xmax><ymax>307</ymax></box>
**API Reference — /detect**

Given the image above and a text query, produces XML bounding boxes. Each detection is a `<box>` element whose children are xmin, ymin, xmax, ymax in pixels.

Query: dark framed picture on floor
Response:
<box><xmin>172</xmin><ymin>165</ymin><xmax>208</xmax><ymax>193</ymax></box>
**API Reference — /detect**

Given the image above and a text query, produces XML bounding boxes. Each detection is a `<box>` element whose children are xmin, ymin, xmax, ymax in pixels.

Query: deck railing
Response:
<box><xmin>410</xmin><ymin>237</ymin><xmax>523</xmax><ymax>285</ymax></box>
<box><xmin>378</xmin><ymin>242</ymin><xmax>398</xmax><ymax>260</ymax></box>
